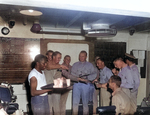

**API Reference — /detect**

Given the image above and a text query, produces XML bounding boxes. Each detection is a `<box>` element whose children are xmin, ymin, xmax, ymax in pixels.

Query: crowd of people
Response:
<box><xmin>28</xmin><ymin>50</ymin><xmax>140</xmax><ymax>115</ymax></box>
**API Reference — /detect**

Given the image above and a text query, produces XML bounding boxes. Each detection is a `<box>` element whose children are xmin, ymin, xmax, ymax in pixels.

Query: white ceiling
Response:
<box><xmin>0</xmin><ymin>0</ymin><xmax>150</xmax><ymax>34</ymax></box>
<box><xmin>1</xmin><ymin>0</ymin><xmax>150</xmax><ymax>17</ymax></box>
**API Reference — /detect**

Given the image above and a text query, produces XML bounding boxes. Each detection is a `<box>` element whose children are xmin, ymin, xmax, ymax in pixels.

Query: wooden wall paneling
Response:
<box><xmin>0</xmin><ymin>38</ymin><xmax>40</xmax><ymax>84</ymax></box>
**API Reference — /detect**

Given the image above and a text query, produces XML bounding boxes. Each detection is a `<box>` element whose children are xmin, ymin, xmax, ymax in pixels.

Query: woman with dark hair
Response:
<box><xmin>28</xmin><ymin>54</ymin><xmax>52</xmax><ymax>115</ymax></box>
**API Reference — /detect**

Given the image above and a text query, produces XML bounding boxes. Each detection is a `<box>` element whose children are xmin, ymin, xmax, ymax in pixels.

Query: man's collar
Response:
<box><xmin>100</xmin><ymin>66</ymin><xmax>106</xmax><ymax>71</ymax></box>
<box><xmin>112</xmin><ymin>87</ymin><xmax>121</xmax><ymax>96</ymax></box>
<box><xmin>79</xmin><ymin>61</ymin><xmax>87</xmax><ymax>63</ymax></box>
<box><xmin>130</xmin><ymin>63</ymin><xmax>135</xmax><ymax>67</ymax></box>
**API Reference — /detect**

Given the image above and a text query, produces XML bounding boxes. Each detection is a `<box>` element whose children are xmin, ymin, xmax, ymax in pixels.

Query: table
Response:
<box><xmin>41</xmin><ymin>83</ymin><xmax>72</xmax><ymax>93</ymax></box>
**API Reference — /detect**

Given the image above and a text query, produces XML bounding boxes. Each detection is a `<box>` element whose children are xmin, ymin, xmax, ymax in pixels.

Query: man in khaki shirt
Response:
<box><xmin>109</xmin><ymin>75</ymin><xmax>131</xmax><ymax>115</ymax></box>
<box><xmin>45</xmin><ymin>51</ymin><xmax>64</xmax><ymax>115</ymax></box>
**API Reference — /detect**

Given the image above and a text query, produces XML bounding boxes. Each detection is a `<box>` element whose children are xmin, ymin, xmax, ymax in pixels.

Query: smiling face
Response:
<box><xmin>38</xmin><ymin>58</ymin><xmax>47</xmax><ymax>70</ymax></box>
<box><xmin>79</xmin><ymin>52</ymin><xmax>87</xmax><ymax>62</ymax></box>
<box><xmin>53</xmin><ymin>53</ymin><xmax>62</xmax><ymax>64</ymax></box>
<box><xmin>112</xmin><ymin>68</ymin><xmax>119</xmax><ymax>75</ymax></box>
<box><xmin>47</xmin><ymin>52</ymin><xmax>53</xmax><ymax>61</ymax></box>
<box><xmin>96</xmin><ymin>59</ymin><xmax>105</xmax><ymax>69</ymax></box>
<box><xmin>64</xmin><ymin>56</ymin><xmax>71</xmax><ymax>65</ymax></box>
<box><xmin>113</xmin><ymin>60</ymin><xmax>122</xmax><ymax>69</ymax></box>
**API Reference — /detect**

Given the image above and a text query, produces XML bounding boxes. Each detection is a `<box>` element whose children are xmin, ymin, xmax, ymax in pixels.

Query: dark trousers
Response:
<box><xmin>31</xmin><ymin>95</ymin><xmax>50</xmax><ymax>115</ymax></box>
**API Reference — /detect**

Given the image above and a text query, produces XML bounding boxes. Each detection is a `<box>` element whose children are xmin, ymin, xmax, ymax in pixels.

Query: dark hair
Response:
<box><xmin>52</xmin><ymin>51</ymin><xmax>61</xmax><ymax>59</ymax></box>
<box><xmin>110</xmin><ymin>62</ymin><xmax>119</xmax><ymax>71</ymax></box>
<box><xmin>96</xmin><ymin>57</ymin><xmax>105</xmax><ymax>64</ymax></box>
<box><xmin>113</xmin><ymin>56</ymin><xmax>124</xmax><ymax>62</ymax></box>
<box><xmin>46</xmin><ymin>50</ymin><xmax>53</xmax><ymax>55</ymax></box>
<box><xmin>31</xmin><ymin>54</ymin><xmax>47</xmax><ymax>69</ymax></box>
<box><xmin>64</xmin><ymin>55</ymin><xmax>71</xmax><ymax>59</ymax></box>
<box><xmin>80</xmin><ymin>50</ymin><xmax>87</xmax><ymax>56</ymax></box>
<box><xmin>110</xmin><ymin>75</ymin><xmax>121</xmax><ymax>87</ymax></box>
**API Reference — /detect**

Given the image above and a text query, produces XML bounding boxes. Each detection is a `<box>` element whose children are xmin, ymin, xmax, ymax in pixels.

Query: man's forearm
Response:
<box><xmin>62</xmin><ymin>70</ymin><xmax>79</xmax><ymax>82</ymax></box>
<box><xmin>46</xmin><ymin>64</ymin><xmax>61</xmax><ymax>70</ymax></box>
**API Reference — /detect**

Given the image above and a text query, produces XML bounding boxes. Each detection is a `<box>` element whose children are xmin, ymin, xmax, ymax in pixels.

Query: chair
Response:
<box><xmin>0</xmin><ymin>86</ymin><xmax>19</xmax><ymax>114</ymax></box>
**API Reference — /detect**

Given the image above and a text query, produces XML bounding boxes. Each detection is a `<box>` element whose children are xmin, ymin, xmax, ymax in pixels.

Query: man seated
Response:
<box><xmin>108</xmin><ymin>75</ymin><xmax>131</xmax><ymax>115</ymax></box>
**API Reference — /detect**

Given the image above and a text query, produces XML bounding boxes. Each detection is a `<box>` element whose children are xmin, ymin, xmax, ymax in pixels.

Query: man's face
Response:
<box><xmin>53</xmin><ymin>54</ymin><xmax>61</xmax><ymax>64</ymax></box>
<box><xmin>96</xmin><ymin>60</ymin><xmax>104</xmax><ymax>69</ymax></box>
<box><xmin>47</xmin><ymin>52</ymin><xmax>53</xmax><ymax>61</ymax></box>
<box><xmin>38</xmin><ymin>59</ymin><xmax>47</xmax><ymax>70</ymax></box>
<box><xmin>79</xmin><ymin>53</ymin><xmax>87</xmax><ymax>62</ymax></box>
<box><xmin>125</xmin><ymin>59</ymin><xmax>130</xmax><ymax>65</ymax></box>
<box><xmin>108</xmin><ymin>79</ymin><xmax>114</xmax><ymax>90</ymax></box>
<box><xmin>64</xmin><ymin>57</ymin><xmax>71</xmax><ymax>65</ymax></box>
<box><xmin>113</xmin><ymin>60</ymin><xmax>122</xmax><ymax>69</ymax></box>
<box><xmin>112</xmin><ymin>68</ymin><xmax>119</xmax><ymax>76</ymax></box>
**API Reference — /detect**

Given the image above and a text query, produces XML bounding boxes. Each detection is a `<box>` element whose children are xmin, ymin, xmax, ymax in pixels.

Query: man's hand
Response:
<box><xmin>60</xmin><ymin>65</ymin><xmax>68</xmax><ymax>70</ymax></box>
<box><xmin>78</xmin><ymin>78</ymin><xmax>89</xmax><ymax>84</ymax></box>
<box><xmin>101</xmin><ymin>83</ymin><xmax>107</xmax><ymax>89</ymax></box>
<box><xmin>92</xmin><ymin>79</ymin><xmax>98</xmax><ymax>83</ymax></box>
<box><xmin>95</xmin><ymin>83</ymin><xmax>102</xmax><ymax>88</ymax></box>
<box><xmin>94</xmin><ymin>83</ymin><xmax>107</xmax><ymax>89</ymax></box>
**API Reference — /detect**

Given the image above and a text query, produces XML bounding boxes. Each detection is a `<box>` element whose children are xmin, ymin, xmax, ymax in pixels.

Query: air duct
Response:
<box><xmin>83</xmin><ymin>23</ymin><xmax>117</xmax><ymax>37</ymax></box>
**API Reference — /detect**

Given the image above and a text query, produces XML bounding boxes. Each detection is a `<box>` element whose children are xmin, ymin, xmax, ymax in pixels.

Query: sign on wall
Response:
<box><xmin>0</xmin><ymin>37</ymin><xmax>40</xmax><ymax>83</ymax></box>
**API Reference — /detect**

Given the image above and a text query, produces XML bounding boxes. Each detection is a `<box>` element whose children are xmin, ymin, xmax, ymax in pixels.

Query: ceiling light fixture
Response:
<box><xmin>20</xmin><ymin>10</ymin><xmax>42</xmax><ymax>16</ymax></box>
<box><xmin>30</xmin><ymin>21</ymin><xmax>41</xmax><ymax>33</ymax></box>
<box><xmin>28</xmin><ymin>10</ymin><xmax>34</xmax><ymax>13</ymax></box>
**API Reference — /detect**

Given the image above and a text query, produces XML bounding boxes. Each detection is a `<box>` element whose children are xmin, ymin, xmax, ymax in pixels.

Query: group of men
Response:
<box><xmin>44</xmin><ymin>50</ymin><xmax>96</xmax><ymax>115</ymax></box>
<box><xmin>95</xmin><ymin>54</ymin><xmax>140</xmax><ymax>114</ymax></box>
<box><xmin>28</xmin><ymin>50</ymin><xmax>140</xmax><ymax>115</ymax></box>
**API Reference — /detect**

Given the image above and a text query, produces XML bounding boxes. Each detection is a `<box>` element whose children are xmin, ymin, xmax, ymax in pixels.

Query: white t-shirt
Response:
<box><xmin>28</xmin><ymin>68</ymin><xmax>47</xmax><ymax>96</ymax></box>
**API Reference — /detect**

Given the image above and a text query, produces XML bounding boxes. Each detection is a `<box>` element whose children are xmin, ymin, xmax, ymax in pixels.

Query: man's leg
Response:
<box><xmin>100</xmin><ymin>88</ymin><xmax>111</xmax><ymax>106</ymax></box>
<box><xmin>93</xmin><ymin>88</ymin><xmax>99</xmax><ymax>114</ymax></box>
<box><xmin>60</xmin><ymin>90</ymin><xmax>70</xmax><ymax>115</ymax></box>
<box><xmin>52</xmin><ymin>93</ymin><xmax>61</xmax><ymax>115</ymax></box>
<box><xmin>48</xmin><ymin>94</ymin><xmax>53</xmax><ymax>115</ymax></box>
<box><xmin>44</xmin><ymin>95</ymin><xmax>50</xmax><ymax>115</ymax></box>
<box><xmin>130</xmin><ymin>91</ymin><xmax>138</xmax><ymax>114</ymax></box>
<box><xmin>72</xmin><ymin>83</ymin><xmax>81</xmax><ymax>115</ymax></box>
<box><xmin>89</xmin><ymin>83</ymin><xmax>95</xmax><ymax>102</ymax></box>
<box><xmin>81</xmin><ymin>83</ymin><xmax>90</xmax><ymax>115</ymax></box>
<box><xmin>31</xmin><ymin>95</ymin><xmax>50</xmax><ymax>115</ymax></box>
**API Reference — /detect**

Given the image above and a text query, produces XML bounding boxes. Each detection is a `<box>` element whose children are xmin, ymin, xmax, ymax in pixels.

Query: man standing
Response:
<box><xmin>60</xmin><ymin>55</ymin><xmax>72</xmax><ymax>115</ymax></box>
<box><xmin>113</xmin><ymin>56</ymin><xmax>134</xmax><ymax>93</ymax></box>
<box><xmin>71</xmin><ymin>50</ymin><xmax>97</xmax><ymax>115</ymax></box>
<box><xmin>46</xmin><ymin>50</ymin><xmax>53</xmax><ymax>62</ymax></box>
<box><xmin>61</xmin><ymin>55</ymin><xmax>89</xmax><ymax>115</ymax></box>
<box><xmin>45</xmin><ymin>50</ymin><xmax>68</xmax><ymax>70</ymax></box>
<box><xmin>113</xmin><ymin>56</ymin><xmax>135</xmax><ymax>114</ymax></box>
<box><xmin>91</xmin><ymin>56</ymin><xmax>100</xmax><ymax>114</ymax></box>
<box><xmin>109</xmin><ymin>75</ymin><xmax>131</xmax><ymax>115</ymax></box>
<box><xmin>94</xmin><ymin>57</ymin><xmax>113</xmax><ymax>106</ymax></box>
<box><xmin>45</xmin><ymin>51</ymin><xmax>63</xmax><ymax>115</ymax></box>
<box><xmin>28</xmin><ymin>54</ymin><xmax>52</xmax><ymax>115</ymax></box>
<box><xmin>124</xmin><ymin>53</ymin><xmax>140</xmax><ymax>112</ymax></box>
